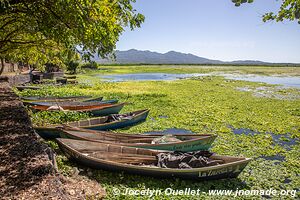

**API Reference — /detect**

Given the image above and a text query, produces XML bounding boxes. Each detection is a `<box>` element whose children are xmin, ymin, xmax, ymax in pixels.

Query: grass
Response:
<box><xmin>16</xmin><ymin>65</ymin><xmax>300</xmax><ymax>199</ymax></box>
<box><xmin>83</xmin><ymin>65</ymin><xmax>300</xmax><ymax>76</ymax></box>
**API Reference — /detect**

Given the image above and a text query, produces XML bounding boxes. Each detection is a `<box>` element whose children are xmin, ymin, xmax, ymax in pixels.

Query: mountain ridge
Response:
<box><xmin>93</xmin><ymin>49</ymin><xmax>296</xmax><ymax>65</ymax></box>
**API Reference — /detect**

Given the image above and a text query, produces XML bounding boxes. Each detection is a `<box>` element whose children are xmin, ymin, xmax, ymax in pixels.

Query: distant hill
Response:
<box><xmin>92</xmin><ymin>49</ymin><xmax>290</xmax><ymax>65</ymax></box>
<box><xmin>93</xmin><ymin>49</ymin><xmax>224</xmax><ymax>64</ymax></box>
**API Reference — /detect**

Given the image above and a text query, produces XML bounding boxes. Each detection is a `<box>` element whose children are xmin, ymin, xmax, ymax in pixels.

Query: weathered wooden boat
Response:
<box><xmin>24</xmin><ymin>99</ymin><xmax>118</xmax><ymax>107</ymax></box>
<box><xmin>63</xmin><ymin>75</ymin><xmax>77</xmax><ymax>79</ymax></box>
<box><xmin>66</xmin><ymin>79</ymin><xmax>78</xmax><ymax>84</ymax></box>
<box><xmin>35</xmin><ymin>109</ymin><xmax>149</xmax><ymax>139</ymax></box>
<box><xmin>60</xmin><ymin>127</ymin><xmax>217</xmax><ymax>151</ymax></box>
<box><xmin>21</xmin><ymin>95</ymin><xmax>97</xmax><ymax>102</ymax></box>
<box><xmin>16</xmin><ymin>86</ymin><xmax>41</xmax><ymax>91</ymax></box>
<box><xmin>56</xmin><ymin>138</ymin><xmax>251</xmax><ymax>180</ymax></box>
<box><xmin>30</xmin><ymin>102</ymin><xmax>125</xmax><ymax>116</ymax></box>
<box><xmin>82</xmin><ymin>97</ymin><xmax>105</xmax><ymax>102</ymax></box>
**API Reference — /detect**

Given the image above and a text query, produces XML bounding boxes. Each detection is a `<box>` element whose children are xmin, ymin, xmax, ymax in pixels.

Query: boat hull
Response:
<box><xmin>21</xmin><ymin>95</ymin><xmax>93</xmax><ymax>102</ymax></box>
<box><xmin>130</xmin><ymin>136</ymin><xmax>216</xmax><ymax>151</ymax></box>
<box><xmin>83</xmin><ymin>97</ymin><xmax>105</xmax><ymax>102</ymax></box>
<box><xmin>25</xmin><ymin>99</ymin><xmax>118</xmax><ymax>107</ymax></box>
<box><xmin>86</xmin><ymin>111</ymin><xmax>148</xmax><ymax>130</ymax></box>
<box><xmin>30</xmin><ymin>102</ymin><xmax>125</xmax><ymax>116</ymax></box>
<box><xmin>35</xmin><ymin>110</ymin><xmax>149</xmax><ymax>139</ymax></box>
<box><xmin>35</xmin><ymin>127</ymin><xmax>62</xmax><ymax>139</ymax></box>
<box><xmin>60</xmin><ymin>129</ymin><xmax>217</xmax><ymax>151</ymax></box>
<box><xmin>57</xmin><ymin>139</ymin><xmax>251</xmax><ymax>180</ymax></box>
<box><xmin>16</xmin><ymin>86</ymin><xmax>41</xmax><ymax>91</ymax></box>
<box><xmin>90</xmin><ymin>103</ymin><xmax>124</xmax><ymax>116</ymax></box>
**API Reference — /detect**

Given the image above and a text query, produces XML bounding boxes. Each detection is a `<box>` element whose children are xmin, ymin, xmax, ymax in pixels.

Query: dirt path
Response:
<box><xmin>0</xmin><ymin>78</ymin><xmax>105</xmax><ymax>199</ymax></box>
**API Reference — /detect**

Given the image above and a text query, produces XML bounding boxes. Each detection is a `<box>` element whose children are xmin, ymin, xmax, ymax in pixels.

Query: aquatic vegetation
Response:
<box><xmin>16</xmin><ymin>66</ymin><xmax>300</xmax><ymax>199</ymax></box>
<box><xmin>236</xmin><ymin>86</ymin><xmax>300</xmax><ymax>100</ymax></box>
<box><xmin>89</xmin><ymin>65</ymin><xmax>300</xmax><ymax>76</ymax></box>
<box><xmin>29</xmin><ymin>110</ymin><xmax>92</xmax><ymax>126</ymax></box>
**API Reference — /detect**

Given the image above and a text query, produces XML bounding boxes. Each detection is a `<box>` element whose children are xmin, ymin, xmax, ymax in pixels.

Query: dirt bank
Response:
<box><xmin>0</xmin><ymin>79</ymin><xmax>105</xmax><ymax>199</ymax></box>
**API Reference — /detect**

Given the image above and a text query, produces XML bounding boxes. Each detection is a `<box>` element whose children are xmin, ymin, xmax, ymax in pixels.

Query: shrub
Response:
<box><xmin>81</xmin><ymin>61</ymin><xmax>98</xmax><ymax>70</ymax></box>
<box><xmin>67</xmin><ymin>61</ymin><xmax>80</xmax><ymax>74</ymax></box>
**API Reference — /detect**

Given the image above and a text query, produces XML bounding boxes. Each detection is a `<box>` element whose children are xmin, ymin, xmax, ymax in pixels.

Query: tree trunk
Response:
<box><xmin>0</xmin><ymin>57</ymin><xmax>4</xmax><ymax>75</ymax></box>
<box><xmin>12</xmin><ymin>63</ymin><xmax>15</xmax><ymax>72</ymax></box>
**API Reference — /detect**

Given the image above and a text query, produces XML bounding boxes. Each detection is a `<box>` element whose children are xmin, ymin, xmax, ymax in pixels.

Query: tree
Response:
<box><xmin>0</xmin><ymin>0</ymin><xmax>144</xmax><ymax>74</ymax></box>
<box><xmin>63</xmin><ymin>49</ymin><xmax>81</xmax><ymax>74</ymax></box>
<box><xmin>232</xmin><ymin>0</ymin><xmax>300</xmax><ymax>24</ymax></box>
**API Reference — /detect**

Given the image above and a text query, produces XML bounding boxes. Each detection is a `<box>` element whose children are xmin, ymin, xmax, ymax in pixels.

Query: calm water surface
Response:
<box><xmin>222</xmin><ymin>74</ymin><xmax>300</xmax><ymax>88</ymax></box>
<box><xmin>98</xmin><ymin>73</ymin><xmax>300</xmax><ymax>88</ymax></box>
<box><xmin>99</xmin><ymin>73</ymin><xmax>208</xmax><ymax>82</ymax></box>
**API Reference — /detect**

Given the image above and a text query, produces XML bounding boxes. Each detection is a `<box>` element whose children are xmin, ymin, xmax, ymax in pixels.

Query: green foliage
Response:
<box><xmin>81</xmin><ymin>61</ymin><xmax>98</xmax><ymax>70</ymax></box>
<box><xmin>66</xmin><ymin>61</ymin><xmax>80</xmax><ymax>74</ymax></box>
<box><xmin>232</xmin><ymin>0</ymin><xmax>254</xmax><ymax>7</ymax></box>
<box><xmin>232</xmin><ymin>0</ymin><xmax>300</xmax><ymax>24</ymax></box>
<box><xmin>84</xmin><ymin>64</ymin><xmax>300</xmax><ymax>76</ymax></box>
<box><xmin>29</xmin><ymin>110</ymin><xmax>91</xmax><ymax>126</ymax></box>
<box><xmin>0</xmin><ymin>0</ymin><xmax>144</xmax><ymax>71</ymax></box>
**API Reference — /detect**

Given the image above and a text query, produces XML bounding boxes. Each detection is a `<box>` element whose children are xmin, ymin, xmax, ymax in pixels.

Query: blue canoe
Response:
<box><xmin>34</xmin><ymin>109</ymin><xmax>150</xmax><ymax>139</ymax></box>
<box><xmin>24</xmin><ymin>99</ymin><xmax>118</xmax><ymax>106</ymax></box>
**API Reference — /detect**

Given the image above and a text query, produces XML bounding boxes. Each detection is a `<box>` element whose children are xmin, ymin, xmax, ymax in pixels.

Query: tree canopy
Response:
<box><xmin>0</xmin><ymin>0</ymin><xmax>144</xmax><ymax>71</ymax></box>
<box><xmin>232</xmin><ymin>0</ymin><xmax>300</xmax><ymax>24</ymax></box>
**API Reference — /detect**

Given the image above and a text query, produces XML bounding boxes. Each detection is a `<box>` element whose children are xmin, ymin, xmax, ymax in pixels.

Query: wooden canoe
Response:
<box><xmin>63</xmin><ymin>75</ymin><xmax>76</xmax><ymax>79</ymax></box>
<box><xmin>21</xmin><ymin>95</ymin><xmax>96</xmax><ymax>102</ymax></box>
<box><xmin>35</xmin><ymin>109</ymin><xmax>149</xmax><ymax>139</ymax></box>
<box><xmin>24</xmin><ymin>99</ymin><xmax>118</xmax><ymax>107</ymax></box>
<box><xmin>56</xmin><ymin>138</ymin><xmax>251</xmax><ymax>180</ymax></box>
<box><xmin>30</xmin><ymin>102</ymin><xmax>125</xmax><ymax>116</ymax></box>
<box><xmin>16</xmin><ymin>86</ymin><xmax>41</xmax><ymax>91</ymax></box>
<box><xmin>60</xmin><ymin>127</ymin><xmax>217</xmax><ymax>151</ymax></box>
<box><xmin>83</xmin><ymin>97</ymin><xmax>106</xmax><ymax>102</ymax></box>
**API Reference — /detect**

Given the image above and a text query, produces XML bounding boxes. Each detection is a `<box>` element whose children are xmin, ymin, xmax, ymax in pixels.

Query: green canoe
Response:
<box><xmin>60</xmin><ymin>127</ymin><xmax>217</xmax><ymax>151</ymax></box>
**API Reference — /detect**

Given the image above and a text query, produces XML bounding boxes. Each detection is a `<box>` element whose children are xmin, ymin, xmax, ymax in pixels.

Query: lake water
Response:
<box><xmin>100</xmin><ymin>73</ymin><xmax>208</xmax><ymax>82</ymax></box>
<box><xmin>231</xmin><ymin>127</ymin><xmax>299</xmax><ymax>150</ymax></box>
<box><xmin>98</xmin><ymin>73</ymin><xmax>300</xmax><ymax>88</ymax></box>
<box><xmin>222</xmin><ymin>74</ymin><xmax>300</xmax><ymax>88</ymax></box>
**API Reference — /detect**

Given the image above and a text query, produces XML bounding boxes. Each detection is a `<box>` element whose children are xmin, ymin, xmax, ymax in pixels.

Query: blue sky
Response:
<box><xmin>116</xmin><ymin>0</ymin><xmax>300</xmax><ymax>63</ymax></box>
